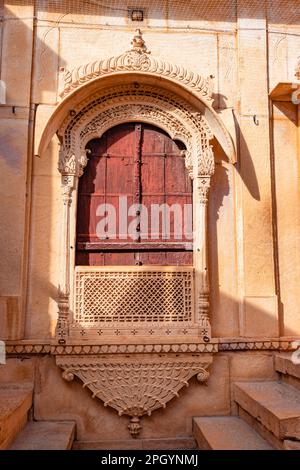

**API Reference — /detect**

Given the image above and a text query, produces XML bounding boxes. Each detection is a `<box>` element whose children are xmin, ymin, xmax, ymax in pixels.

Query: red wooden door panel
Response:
<box><xmin>76</xmin><ymin>123</ymin><xmax>193</xmax><ymax>266</ymax></box>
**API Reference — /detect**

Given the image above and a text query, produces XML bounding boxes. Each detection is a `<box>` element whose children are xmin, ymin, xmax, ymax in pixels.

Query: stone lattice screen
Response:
<box><xmin>75</xmin><ymin>267</ymin><xmax>194</xmax><ymax>326</ymax></box>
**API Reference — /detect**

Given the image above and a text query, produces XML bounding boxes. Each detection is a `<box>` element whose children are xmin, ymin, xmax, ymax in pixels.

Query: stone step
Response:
<box><xmin>0</xmin><ymin>385</ymin><xmax>33</xmax><ymax>449</ymax></box>
<box><xmin>193</xmin><ymin>417</ymin><xmax>273</xmax><ymax>450</ymax></box>
<box><xmin>234</xmin><ymin>381</ymin><xmax>300</xmax><ymax>440</ymax></box>
<box><xmin>283</xmin><ymin>440</ymin><xmax>300</xmax><ymax>450</ymax></box>
<box><xmin>10</xmin><ymin>421</ymin><xmax>76</xmax><ymax>450</ymax></box>
<box><xmin>275</xmin><ymin>353</ymin><xmax>300</xmax><ymax>380</ymax></box>
<box><xmin>73</xmin><ymin>437</ymin><xmax>196</xmax><ymax>450</ymax></box>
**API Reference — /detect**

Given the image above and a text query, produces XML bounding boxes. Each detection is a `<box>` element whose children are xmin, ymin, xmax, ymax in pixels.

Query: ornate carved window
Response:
<box><xmin>53</xmin><ymin>30</ymin><xmax>237</xmax><ymax>345</ymax></box>
<box><xmin>50</xmin><ymin>30</ymin><xmax>236</xmax><ymax>435</ymax></box>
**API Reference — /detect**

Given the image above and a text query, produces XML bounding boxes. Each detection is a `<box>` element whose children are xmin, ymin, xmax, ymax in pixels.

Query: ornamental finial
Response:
<box><xmin>131</xmin><ymin>29</ymin><xmax>150</xmax><ymax>54</ymax></box>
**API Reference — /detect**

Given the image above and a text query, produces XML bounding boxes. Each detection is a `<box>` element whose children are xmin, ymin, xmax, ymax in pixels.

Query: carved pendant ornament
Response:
<box><xmin>56</xmin><ymin>355</ymin><xmax>212</xmax><ymax>437</ymax></box>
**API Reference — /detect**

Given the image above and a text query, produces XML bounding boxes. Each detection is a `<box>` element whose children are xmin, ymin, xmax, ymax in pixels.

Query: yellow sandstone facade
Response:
<box><xmin>0</xmin><ymin>0</ymin><xmax>300</xmax><ymax>450</ymax></box>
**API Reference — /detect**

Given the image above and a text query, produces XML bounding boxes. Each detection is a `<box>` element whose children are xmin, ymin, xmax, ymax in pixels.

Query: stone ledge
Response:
<box><xmin>275</xmin><ymin>353</ymin><xmax>300</xmax><ymax>380</ymax></box>
<box><xmin>0</xmin><ymin>386</ymin><xmax>33</xmax><ymax>450</ymax></box>
<box><xmin>4</xmin><ymin>337</ymin><xmax>299</xmax><ymax>355</ymax></box>
<box><xmin>73</xmin><ymin>437</ymin><xmax>196</xmax><ymax>450</ymax></box>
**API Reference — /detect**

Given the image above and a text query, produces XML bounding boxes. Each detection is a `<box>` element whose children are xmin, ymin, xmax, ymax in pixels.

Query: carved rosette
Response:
<box><xmin>56</xmin><ymin>355</ymin><xmax>212</xmax><ymax>437</ymax></box>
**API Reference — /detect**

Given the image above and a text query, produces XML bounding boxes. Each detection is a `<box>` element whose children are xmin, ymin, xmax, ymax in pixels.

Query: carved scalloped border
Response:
<box><xmin>4</xmin><ymin>339</ymin><xmax>298</xmax><ymax>355</ymax></box>
<box><xmin>60</xmin><ymin>49</ymin><xmax>214</xmax><ymax>103</ymax></box>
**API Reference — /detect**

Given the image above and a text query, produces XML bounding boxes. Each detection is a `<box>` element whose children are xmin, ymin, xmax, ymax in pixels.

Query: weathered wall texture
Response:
<box><xmin>0</xmin><ymin>0</ymin><xmax>300</xmax><ymax>443</ymax></box>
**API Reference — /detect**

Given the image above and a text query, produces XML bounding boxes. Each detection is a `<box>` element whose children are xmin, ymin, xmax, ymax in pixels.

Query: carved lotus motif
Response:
<box><xmin>124</xmin><ymin>50</ymin><xmax>151</xmax><ymax>70</ymax></box>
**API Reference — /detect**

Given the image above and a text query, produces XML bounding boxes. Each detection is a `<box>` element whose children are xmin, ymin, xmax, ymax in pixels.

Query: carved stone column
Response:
<box><xmin>193</xmin><ymin>176</ymin><xmax>211</xmax><ymax>342</ymax></box>
<box><xmin>56</xmin><ymin>145</ymin><xmax>88</xmax><ymax>343</ymax></box>
<box><xmin>56</xmin><ymin>175</ymin><xmax>74</xmax><ymax>343</ymax></box>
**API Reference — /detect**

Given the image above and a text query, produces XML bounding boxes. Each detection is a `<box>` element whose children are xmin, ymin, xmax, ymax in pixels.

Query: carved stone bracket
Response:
<box><xmin>56</xmin><ymin>354</ymin><xmax>213</xmax><ymax>437</ymax></box>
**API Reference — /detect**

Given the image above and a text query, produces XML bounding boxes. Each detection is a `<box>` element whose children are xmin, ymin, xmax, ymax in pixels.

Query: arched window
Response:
<box><xmin>76</xmin><ymin>123</ymin><xmax>193</xmax><ymax>266</ymax></box>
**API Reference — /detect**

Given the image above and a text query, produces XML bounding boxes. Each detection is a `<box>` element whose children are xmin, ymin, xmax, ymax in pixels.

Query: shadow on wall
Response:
<box><xmin>0</xmin><ymin>5</ymin><xmax>65</xmax><ymax>340</ymax></box>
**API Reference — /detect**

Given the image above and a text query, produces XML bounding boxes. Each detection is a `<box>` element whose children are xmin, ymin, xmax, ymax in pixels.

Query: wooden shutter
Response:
<box><xmin>76</xmin><ymin>123</ymin><xmax>193</xmax><ymax>266</ymax></box>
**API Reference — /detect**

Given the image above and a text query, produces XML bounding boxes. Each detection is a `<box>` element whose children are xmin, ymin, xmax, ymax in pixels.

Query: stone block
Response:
<box><xmin>193</xmin><ymin>416</ymin><xmax>272</xmax><ymax>450</ymax></box>
<box><xmin>1</xmin><ymin>19</ymin><xmax>33</xmax><ymax>106</ymax></box>
<box><xmin>0</xmin><ymin>386</ymin><xmax>32</xmax><ymax>449</ymax></box>
<box><xmin>10</xmin><ymin>421</ymin><xmax>76</xmax><ymax>450</ymax></box>
<box><xmin>243</xmin><ymin>296</ymin><xmax>279</xmax><ymax>338</ymax></box>
<box><xmin>230</xmin><ymin>353</ymin><xmax>277</xmax><ymax>381</ymax></box>
<box><xmin>275</xmin><ymin>353</ymin><xmax>300</xmax><ymax>380</ymax></box>
<box><xmin>234</xmin><ymin>381</ymin><xmax>300</xmax><ymax>440</ymax></box>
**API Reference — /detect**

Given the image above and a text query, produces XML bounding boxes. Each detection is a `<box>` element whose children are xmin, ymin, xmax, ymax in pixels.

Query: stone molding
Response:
<box><xmin>5</xmin><ymin>339</ymin><xmax>298</xmax><ymax>355</ymax></box>
<box><xmin>218</xmin><ymin>340</ymin><xmax>297</xmax><ymax>351</ymax></box>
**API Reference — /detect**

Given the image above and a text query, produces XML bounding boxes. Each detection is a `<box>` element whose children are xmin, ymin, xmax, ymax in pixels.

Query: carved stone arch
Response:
<box><xmin>58</xmin><ymin>83</ymin><xmax>214</xmax><ymax>181</ymax></box>
<box><xmin>36</xmin><ymin>30</ymin><xmax>236</xmax><ymax>163</ymax></box>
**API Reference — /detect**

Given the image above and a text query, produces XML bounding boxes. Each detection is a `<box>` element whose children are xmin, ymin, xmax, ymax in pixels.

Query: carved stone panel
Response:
<box><xmin>56</xmin><ymin>354</ymin><xmax>213</xmax><ymax>437</ymax></box>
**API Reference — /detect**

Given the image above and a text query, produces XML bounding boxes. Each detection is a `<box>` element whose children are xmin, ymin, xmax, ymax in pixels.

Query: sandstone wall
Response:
<box><xmin>0</xmin><ymin>0</ymin><xmax>299</xmax><ymax>340</ymax></box>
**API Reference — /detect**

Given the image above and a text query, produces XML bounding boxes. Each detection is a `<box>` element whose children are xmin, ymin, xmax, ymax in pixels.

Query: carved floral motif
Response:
<box><xmin>196</xmin><ymin>177</ymin><xmax>211</xmax><ymax>204</ymax></box>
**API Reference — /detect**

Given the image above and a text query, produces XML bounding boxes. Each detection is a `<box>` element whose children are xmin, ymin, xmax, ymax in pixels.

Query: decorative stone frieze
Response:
<box><xmin>4</xmin><ymin>339</ymin><xmax>298</xmax><ymax>356</ymax></box>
